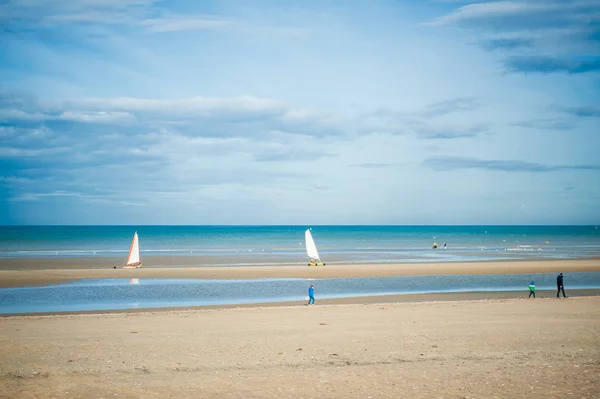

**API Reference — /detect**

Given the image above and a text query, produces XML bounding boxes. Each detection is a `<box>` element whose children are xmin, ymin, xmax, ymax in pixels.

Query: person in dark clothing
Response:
<box><xmin>556</xmin><ymin>273</ymin><xmax>567</xmax><ymax>298</ymax></box>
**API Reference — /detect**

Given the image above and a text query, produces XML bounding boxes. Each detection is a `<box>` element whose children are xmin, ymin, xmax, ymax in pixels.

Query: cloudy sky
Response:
<box><xmin>1</xmin><ymin>0</ymin><xmax>599</xmax><ymax>225</ymax></box>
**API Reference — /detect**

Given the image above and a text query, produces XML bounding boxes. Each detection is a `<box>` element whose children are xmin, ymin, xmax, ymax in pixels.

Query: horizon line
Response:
<box><xmin>1</xmin><ymin>224</ymin><xmax>598</xmax><ymax>228</ymax></box>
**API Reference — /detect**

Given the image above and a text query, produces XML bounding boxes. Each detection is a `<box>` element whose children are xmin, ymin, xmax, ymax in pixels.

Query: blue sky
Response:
<box><xmin>1</xmin><ymin>0</ymin><xmax>599</xmax><ymax>225</ymax></box>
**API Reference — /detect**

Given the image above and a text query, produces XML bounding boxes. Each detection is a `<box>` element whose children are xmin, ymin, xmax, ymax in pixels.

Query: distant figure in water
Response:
<box><xmin>443</xmin><ymin>242</ymin><xmax>447</xmax><ymax>249</ymax></box>
<box><xmin>528</xmin><ymin>281</ymin><xmax>535</xmax><ymax>298</ymax></box>
<box><xmin>308</xmin><ymin>284</ymin><xmax>315</xmax><ymax>305</ymax></box>
<box><xmin>557</xmin><ymin>273</ymin><xmax>567</xmax><ymax>298</ymax></box>
<box><xmin>432</xmin><ymin>242</ymin><xmax>438</xmax><ymax>249</ymax></box>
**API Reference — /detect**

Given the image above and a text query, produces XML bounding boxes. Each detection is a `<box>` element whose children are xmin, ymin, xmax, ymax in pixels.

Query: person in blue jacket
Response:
<box><xmin>308</xmin><ymin>284</ymin><xmax>315</xmax><ymax>305</ymax></box>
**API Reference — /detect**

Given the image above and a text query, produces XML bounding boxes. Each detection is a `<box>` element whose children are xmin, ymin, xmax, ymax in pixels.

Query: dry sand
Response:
<box><xmin>1</xmin><ymin>297</ymin><xmax>599</xmax><ymax>399</ymax></box>
<box><xmin>1</xmin><ymin>258</ymin><xmax>599</xmax><ymax>288</ymax></box>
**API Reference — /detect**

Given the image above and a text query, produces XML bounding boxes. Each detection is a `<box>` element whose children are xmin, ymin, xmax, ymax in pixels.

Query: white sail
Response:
<box><xmin>305</xmin><ymin>229</ymin><xmax>320</xmax><ymax>261</ymax></box>
<box><xmin>126</xmin><ymin>232</ymin><xmax>140</xmax><ymax>265</ymax></box>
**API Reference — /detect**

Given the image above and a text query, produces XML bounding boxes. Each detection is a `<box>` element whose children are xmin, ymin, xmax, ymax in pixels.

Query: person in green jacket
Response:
<box><xmin>528</xmin><ymin>280</ymin><xmax>535</xmax><ymax>298</ymax></box>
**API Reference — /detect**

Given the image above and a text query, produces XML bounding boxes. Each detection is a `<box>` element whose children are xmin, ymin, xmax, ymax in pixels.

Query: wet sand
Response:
<box><xmin>2</xmin><ymin>289</ymin><xmax>598</xmax><ymax>317</ymax></box>
<box><xmin>1</xmin><ymin>297</ymin><xmax>599</xmax><ymax>398</ymax></box>
<box><xmin>0</xmin><ymin>258</ymin><xmax>599</xmax><ymax>288</ymax></box>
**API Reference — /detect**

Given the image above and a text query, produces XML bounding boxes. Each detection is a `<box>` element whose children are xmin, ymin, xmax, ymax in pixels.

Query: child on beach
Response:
<box><xmin>308</xmin><ymin>284</ymin><xmax>315</xmax><ymax>305</ymax></box>
<box><xmin>528</xmin><ymin>281</ymin><xmax>535</xmax><ymax>298</ymax></box>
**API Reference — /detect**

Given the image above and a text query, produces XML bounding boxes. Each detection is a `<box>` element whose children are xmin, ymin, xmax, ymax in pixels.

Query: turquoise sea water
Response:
<box><xmin>1</xmin><ymin>225</ymin><xmax>599</xmax><ymax>264</ymax></box>
<box><xmin>1</xmin><ymin>272</ymin><xmax>599</xmax><ymax>314</ymax></box>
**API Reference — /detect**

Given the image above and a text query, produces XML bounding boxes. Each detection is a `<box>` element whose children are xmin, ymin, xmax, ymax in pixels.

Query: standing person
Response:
<box><xmin>307</xmin><ymin>284</ymin><xmax>315</xmax><ymax>305</ymax></box>
<box><xmin>557</xmin><ymin>273</ymin><xmax>567</xmax><ymax>298</ymax></box>
<box><xmin>528</xmin><ymin>280</ymin><xmax>535</xmax><ymax>298</ymax></box>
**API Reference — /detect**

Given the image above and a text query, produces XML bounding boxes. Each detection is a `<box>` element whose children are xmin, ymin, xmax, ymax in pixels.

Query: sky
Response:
<box><xmin>1</xmin><ymin>0</ymin><xmax>599</xmax><ymax>225</ymax></box>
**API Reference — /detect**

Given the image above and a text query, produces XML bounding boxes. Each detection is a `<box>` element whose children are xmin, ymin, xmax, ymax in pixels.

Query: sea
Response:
<box><xmin>1</xmin><ymin>225</ymin><xmax>599</xmax><ymax>265</ymax></box>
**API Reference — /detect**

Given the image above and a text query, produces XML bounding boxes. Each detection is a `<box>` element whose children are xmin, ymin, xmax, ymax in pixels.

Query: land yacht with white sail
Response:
<box><xmin>123</xmin><ymin>232</ymin><xmax>142</xmax><ymax>269</ymax></box>
<box><xmin>305</xmin><ymin>228</ymin><xmax>325</xmax><ymax>266</ymax></box>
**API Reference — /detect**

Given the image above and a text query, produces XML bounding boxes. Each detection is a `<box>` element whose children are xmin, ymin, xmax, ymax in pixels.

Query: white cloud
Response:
<box><xmin>0</xmin><ymin>109</ymin><xmax>136</xmax><ymax>124</ymax></box>
<box><xmin>60</xmin><ymin>111</ymin><xmax>137</xmax><ymax>124</ymax></box>
<box><xmin>140</xmin><ymin>16</ymin><xmax>233</xmax><ymax>32</ymax></box>
<box><xmin>3</xmin><ymin>0</ymin><xmax>157</xmax><ymax>27</ymax></box>
<box><xmin>2</xmin><ymin>0</ymin><xmax>294</xmax><ymax>37</ymax></box>
<box><xmin>9</xmin><ymin>190</ymin><xmax>145</xmax><ymax>206</ymax></box>
<box><xmin>427</xmin><ymin>0</ymin><xmax>600</xmax><ymax>77</ymax></box>
<box><xmin>48</xmin><ymin>96</ymin><xmax>285</xmax><ymax>116</ymax></box>
<box><xmin>429</xmin><ymin>1</ymin><xmax>599</xmax><ymax>29</ymax></box>
<box><xmin>14</xmin><ymin>93</ymin><xmax>492</xmax><ymax>141</ymax></box>
<box><xmin>429</xmin><ymin>1</ymin><xmax>534</xmax><ymax>26</ymax></box>
<box><xmin>42</xmin><ymin>12</ymin><xmax>133</xmax><ymax>24</ymax></box>
<box><xmin>11</xmin><ymin>0</ymin><xmax>155</xmax><ymax>8</ymax></box>
<box><xmin>411</xmin><ymin>123</ymin><xmax>489</xmax><ymax>139</ymax></box>
<box><xmin>0</xmin><ymin>109</ymin><xmax>49</xmax><ymax>122</ymax></box>
<box><xmin>0</xmin><ymin>146</ymin><xmax>71</xmax><ymax>158</ymax></box>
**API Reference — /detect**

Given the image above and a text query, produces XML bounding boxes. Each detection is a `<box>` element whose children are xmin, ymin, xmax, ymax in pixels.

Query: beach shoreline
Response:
<box><xmin>2</xmin><ymin>288</ymin><xmax>599</xmax><ymax>317</ymax></box>
<box><xmin>0</xmin><ymin>258</ymin><xmax>598</xmax><ymax>288</ymax></box>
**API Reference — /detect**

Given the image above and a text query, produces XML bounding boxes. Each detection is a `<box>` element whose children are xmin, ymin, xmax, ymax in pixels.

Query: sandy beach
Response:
<box><xmin>1</xmin><ymin>297</ymin><xmax>599</xmax><ymax>398</ymax></box>
<box><xmin>0</xmin><ymin>258</ymin><xmax>599</xmax><ymax>288</ymax></box>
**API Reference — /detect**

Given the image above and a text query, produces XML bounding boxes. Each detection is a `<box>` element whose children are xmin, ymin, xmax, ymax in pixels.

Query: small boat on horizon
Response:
<box><xmin>123</xmin><ymin>232</ymin><xmax>142</xmax><ymax>269</ymax></box>
<box><xmin>305</xmin><ymin>228</ymin><xmax>325</xmax><ymax>266</ymax></box>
